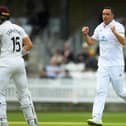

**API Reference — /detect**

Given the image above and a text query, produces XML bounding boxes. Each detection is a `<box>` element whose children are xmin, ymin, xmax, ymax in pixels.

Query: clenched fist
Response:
<box><xmin>82</xmin><ymin>26</ymin><xmax>89</xmax><ymax>35</ymax></box>
<box><xmin>111</xmin><ymin>25</ymin><xmax>116</xmax><ymax>33</ymax></box>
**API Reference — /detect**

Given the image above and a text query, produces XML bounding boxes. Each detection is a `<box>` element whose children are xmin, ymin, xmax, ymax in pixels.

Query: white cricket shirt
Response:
<box><xmin>92</xmin><ymin>20</ymin><xmax>125</xmax><ymax>66</ymax></box>
<box><xmin>0</xmin><ymin>20</ymin><xmax>28</xmax><ymax>57</ymax></box>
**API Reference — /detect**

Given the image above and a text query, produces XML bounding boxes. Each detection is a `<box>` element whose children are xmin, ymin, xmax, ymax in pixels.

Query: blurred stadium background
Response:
<box><xmin>0</xmin><ymin>0</ymin><xmax>126</xmax><ymax>124</ymax></box>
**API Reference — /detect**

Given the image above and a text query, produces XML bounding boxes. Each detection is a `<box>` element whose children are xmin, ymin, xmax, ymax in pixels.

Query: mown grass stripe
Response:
<box><xmin>9</xmin><ymin>121</ymin><xmax>126</xmax><ymax>125</ymax></box>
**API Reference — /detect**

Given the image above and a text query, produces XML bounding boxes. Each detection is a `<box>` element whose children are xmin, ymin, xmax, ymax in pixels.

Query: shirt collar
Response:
<box><xmin>102</xmin><ymin>20</ymin><xmax>115</xmax><ymax>27</ymax></box>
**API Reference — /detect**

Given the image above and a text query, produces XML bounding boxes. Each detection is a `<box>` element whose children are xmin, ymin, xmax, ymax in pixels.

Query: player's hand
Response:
<box><xmin>111</xmin><ymin>25</ymin><xmax>116</xmax><ymax>33</ymax></box>
<box><xmin>82</xmin><ymin>26</ymin><xmax>89</xmax><ymax>35</ymax></box>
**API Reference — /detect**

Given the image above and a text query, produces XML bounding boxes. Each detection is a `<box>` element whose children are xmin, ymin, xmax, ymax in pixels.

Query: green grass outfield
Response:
<box><xmin>7</xmin><ymin>112</ymin><xmax>126</xmax><ymax>126</ymax></box>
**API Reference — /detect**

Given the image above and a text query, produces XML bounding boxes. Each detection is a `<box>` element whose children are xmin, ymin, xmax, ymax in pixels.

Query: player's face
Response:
<box><xmin>102</xmin><ymin>9</ymin><xmax>114</xmax><ymax>25</ymax></box>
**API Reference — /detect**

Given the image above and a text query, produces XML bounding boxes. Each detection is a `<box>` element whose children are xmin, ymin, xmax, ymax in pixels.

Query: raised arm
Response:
<box><xmin>111</xmin><ymin>25</ymin><xmax>126</xmax><ymax>45</ymax></box>
<box><xmin>82</xmin><ymin>26</ymin><xmax>96</xmax><ymax>45</ymax></box>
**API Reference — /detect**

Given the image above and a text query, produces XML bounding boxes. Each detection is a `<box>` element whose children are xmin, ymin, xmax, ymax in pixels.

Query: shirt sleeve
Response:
<box><xmin>92</xmin><ymin>26</ymin><xmax>99</xmax><ymax>41</ymax></box>
<box><xmin>116</xmin><ymin>24</ymin><xmax>125</xmax><ymax>37</ymax></box>
<box><xmin>21</xmin><ymin>28</ymin><xmax>28</xmax><ymax>38</ymax></box>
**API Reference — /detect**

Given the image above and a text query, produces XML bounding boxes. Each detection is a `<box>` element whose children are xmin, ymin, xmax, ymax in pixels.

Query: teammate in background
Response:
<box><xmin>0</xmin><ymin>6</ymin><xmax>38</xmax><ymax>126</ymax></box>
<box><xmin>82</xmin><ymin>6</ymin><xmax>126</xmax><ymax>126</ymax></box>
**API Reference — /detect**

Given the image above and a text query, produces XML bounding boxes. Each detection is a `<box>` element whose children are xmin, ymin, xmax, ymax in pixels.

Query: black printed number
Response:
<box><xmin>11</xmin><ymin>37</ymin><xmax>21</xmax><ymax>52</ymax></box>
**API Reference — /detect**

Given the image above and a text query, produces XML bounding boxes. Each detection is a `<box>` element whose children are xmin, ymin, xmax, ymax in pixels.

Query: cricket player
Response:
<box><xmin>82</xmin><ymin>6</ymin><xmax>126</xmax><ymax>126</ymax></box>
<box><xmin>0</xmin><ymin>6</ymin><xmax>38</xmax><ymax>126</ymax></box>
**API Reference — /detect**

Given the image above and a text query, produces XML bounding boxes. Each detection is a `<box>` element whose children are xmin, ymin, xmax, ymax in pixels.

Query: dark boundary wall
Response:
<box><xmin>7</xmin><ymin>102</ymin><xmax>126</xmax><ymax>112</ymax></box>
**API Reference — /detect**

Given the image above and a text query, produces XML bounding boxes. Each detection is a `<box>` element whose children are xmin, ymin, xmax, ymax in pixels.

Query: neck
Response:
<box><xmin>104</xmin><ymin>19</ymin><xmax>113</xmax><ymax>26</ymax></box>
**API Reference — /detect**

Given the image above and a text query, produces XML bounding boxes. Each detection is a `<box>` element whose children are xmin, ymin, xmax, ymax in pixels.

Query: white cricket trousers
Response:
<box><xmin>0</xmin><ymin>56</ymin><xmax>32</xmax><ymax>124</ymax></box>
<box><xmin>0</xmin><ymin>56</ymin><xmax>38</xmax><ymax>126</ymax></box>
<box><xmin>0</xmin><ymin>56</ymin><xmax>28</xmax><ymax>97</ymax></box>
<box><xmin>92</xmin><ymin>66</ymin><xmax>126</xmax><ymax>120</ymax></box>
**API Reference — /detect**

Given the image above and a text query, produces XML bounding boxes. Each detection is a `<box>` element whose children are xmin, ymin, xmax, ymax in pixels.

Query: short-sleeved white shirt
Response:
<box><xmin>92</xmin><ymin>20</ymin><xmax>125</xmax><ymax>66</ymax></box>
<box><xmin>0</xmin><ymin>21</ymin><xmax>28</xmax><ymax>57</ymax></box>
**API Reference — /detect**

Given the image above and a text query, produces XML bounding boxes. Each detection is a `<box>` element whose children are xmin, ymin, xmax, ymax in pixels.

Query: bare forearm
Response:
<box><xmin>113</xmin><ymin>31</ymin><xmax>126</xmax><ymax>45</ymax></box>
<box><xmin>23</xmin><ymin>37</ymin><xmax>32</xmax><ymax>51</ymax></box>
<box><xmin>82</xmin><ymin>26</ymin><xmax>96</xmax><ymax>45</ymax></box>
<box><xmin>22</xmin><ymin>37</ymin><xmax>32</xmax><ymax>56</ymax></box>
<box><xmin>84</xmin><ymin>35</ymin><xmax>96</xmax><ymax>45</ymax></box>
<box><xmin>111</xmin><ymin>26</ymin><xmax>126</xmax><ymax>45</ymax></box>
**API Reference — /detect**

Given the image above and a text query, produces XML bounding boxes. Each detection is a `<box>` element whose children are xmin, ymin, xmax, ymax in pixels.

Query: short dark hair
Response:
<box><xmin>103</xmin><ymin>6</ymin><xmax>115</xmax><ymax>16</ymax></box>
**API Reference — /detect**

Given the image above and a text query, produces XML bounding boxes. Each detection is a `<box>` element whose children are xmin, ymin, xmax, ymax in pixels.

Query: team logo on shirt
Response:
<box><xmin>100</xmin><ymin>36</ymin><xmax>107</xmax><ymax>42</ymax></box>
